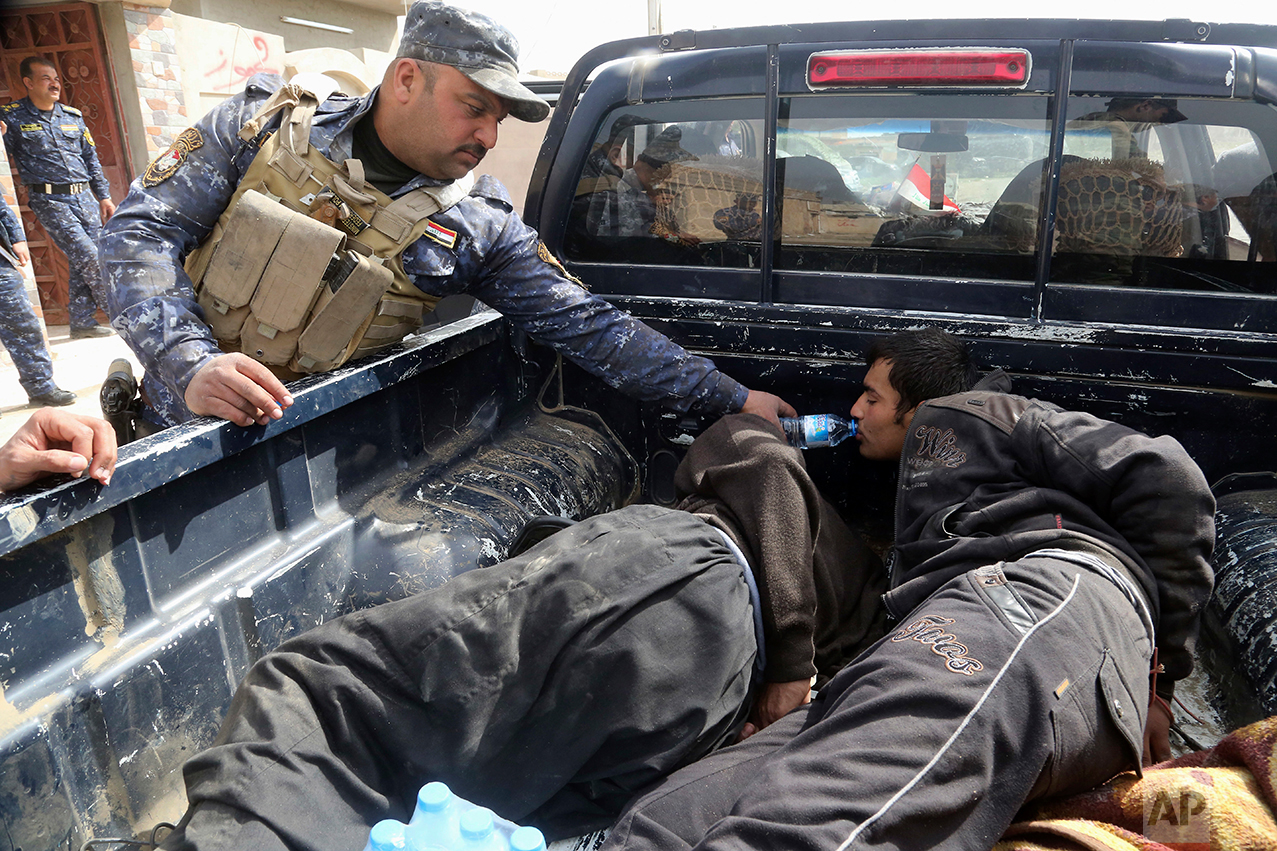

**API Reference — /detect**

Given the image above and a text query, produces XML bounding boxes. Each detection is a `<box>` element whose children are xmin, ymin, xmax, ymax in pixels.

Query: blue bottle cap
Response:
<box><xmin>459</xmin><ymin>808</ymin><xmax>495</xmax><ymax>842</ymax></box>
<box><xmin>510</xmin><ymin>825</ymin><xmax>546</xmax><ymax>851</ymax></box>
<box><xmin>367</xmin><ymin>819</ymin><xmax>407</xmax><ymax>851</ymax></box>
<box><xmin>417</xmin><ymin>781</ymin><xmax>452</xmax><ymax>814</ymax></box>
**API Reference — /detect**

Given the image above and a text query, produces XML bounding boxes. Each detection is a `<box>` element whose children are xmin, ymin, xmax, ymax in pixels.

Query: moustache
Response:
<box><xmin>456</xmin><ymin>144</ymin><xmax>486</xmax><ymax>163</ymax></box>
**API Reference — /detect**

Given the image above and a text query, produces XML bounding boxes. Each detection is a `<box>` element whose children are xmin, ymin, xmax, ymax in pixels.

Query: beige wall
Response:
<box><xmin>168</xmin><ymin>0</ymin><xmax>399</xmax><ymax>55</ymax></box>
<box><xmin>172</xmin><ymin>16</ymin><xmax>286</xmax><ymax>119</ymax></box>
<box><xmin>171</xmin><ymin>16</ymin><xmax>392</xmax><ymax>119</ymax></box>
<box><xmin>95</xmin><ymin>0</ymin><xmax>545</xmax><ymax>211</ymax></box>
<box><xmin>285</xmin><ymin>46</ymin><xmax>390</xmax><ymax>95</ymax></box>
<box><xmin>95</xmin><ymin>0</ymin><xmax>395</xmax><ymax>174</ymax></box>
<box><xmin>475</xmin><ymin>117</ymin><xmax>552</xmax><ymax>217</ymax></box>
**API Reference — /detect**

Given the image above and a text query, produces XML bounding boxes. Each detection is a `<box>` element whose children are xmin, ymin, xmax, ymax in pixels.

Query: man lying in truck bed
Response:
<box><xmin>155</xmin><ymin>329</ymin><xmax>1213</xmax><ymax>851</ymax></box>
<box><xmin>602</xmin><ymin>328</ymin><xmax>1214</xmax><ymax>851</ymax></box>
<box><xmin>154</xmin><ymin>404</ymin><xmax>898</xmax><ymax>851</ymax></box>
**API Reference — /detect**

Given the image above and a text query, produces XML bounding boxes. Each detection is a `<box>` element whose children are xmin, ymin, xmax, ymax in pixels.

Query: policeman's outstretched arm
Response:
<box><xmin>0</xmin><ymin>408</ymin><xmax>117</xmax><ymax>491</ymax></box>
<box><xmin>436</xmin><ymin>210</ymin><xmax>794</xmax><ymax>419</ymax></box>
<box><xmin>185</xmin><ymin>353</ymin><xmax>294</xmax><ymax>427</ymax></box>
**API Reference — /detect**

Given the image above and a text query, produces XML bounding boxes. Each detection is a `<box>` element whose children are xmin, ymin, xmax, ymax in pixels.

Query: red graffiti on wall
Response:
<box><xmin>203</xmin><ymin>33</ymin><xmax>284</xmax><ymax>91</ymax></box>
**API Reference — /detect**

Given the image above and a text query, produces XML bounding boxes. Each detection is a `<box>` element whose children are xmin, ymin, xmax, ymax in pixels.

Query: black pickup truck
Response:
<box><xmin>4</xmin><ymin>17</ymin><xmax>1277</xmax><ymax>850</ymax></box>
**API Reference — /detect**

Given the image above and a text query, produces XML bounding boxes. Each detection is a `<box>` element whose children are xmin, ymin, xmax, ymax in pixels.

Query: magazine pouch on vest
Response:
<box><xmin>187</xmin><ymin>82</ymin><xmax>469</xmax><ymax>375</ymax></box>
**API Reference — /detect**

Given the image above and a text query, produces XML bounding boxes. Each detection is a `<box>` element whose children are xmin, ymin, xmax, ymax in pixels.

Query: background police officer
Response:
<box><xmin>0</xmin><ymin>198</ymin><xmax>76</xmax><ymax>408</ymax></box>
<box><xmin>101</xmin><ymin>1</ymin><xmax>792</xmax><ymax>431</ymax></box>
<box><xmin>1</xmin><ymin>56</ymin><xmax>115</xmax><ymax>339</ymax></box>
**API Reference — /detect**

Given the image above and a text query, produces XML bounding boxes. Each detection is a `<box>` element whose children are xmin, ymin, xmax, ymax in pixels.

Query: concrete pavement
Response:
<box><xmin>0</xmin><ymin>325</ymin><xmax>140</xmax><ymax>447</ymax></box>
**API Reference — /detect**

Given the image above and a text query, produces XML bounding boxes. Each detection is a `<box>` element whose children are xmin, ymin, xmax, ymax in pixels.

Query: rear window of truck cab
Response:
<box><xmin>560</xmin><ymin>42</ymin><xmax>1277</xmax><ymax>332</ymax></box>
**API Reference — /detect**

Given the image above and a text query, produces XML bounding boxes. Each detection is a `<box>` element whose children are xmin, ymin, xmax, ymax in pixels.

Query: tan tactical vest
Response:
<box><xmin>185</xmin><ymin>84</ymin><xmax>471</xmax><ymax>376</ymax></box>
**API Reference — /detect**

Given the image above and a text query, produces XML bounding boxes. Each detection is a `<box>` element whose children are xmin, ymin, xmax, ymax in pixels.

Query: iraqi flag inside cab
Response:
<box><xmin>896</xmin><ymin>163</ymin><xmax>960</xmax><ymax>212</ymax></box>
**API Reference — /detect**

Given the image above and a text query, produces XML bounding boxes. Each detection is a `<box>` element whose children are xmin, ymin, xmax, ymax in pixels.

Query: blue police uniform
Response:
<box><xmin>0</xmin><ymin>97</ymin><xmax>111</xmax><ymax>330</ymax></box>
<box><xmin>101</xmin><ymin>75</ymin><xmax>751</xmax><ymax>427</ymax></box>
<box><xmin>0</xmin><ymin>201</ymin><xmax>61</xmax><ymax>399</ymax></box>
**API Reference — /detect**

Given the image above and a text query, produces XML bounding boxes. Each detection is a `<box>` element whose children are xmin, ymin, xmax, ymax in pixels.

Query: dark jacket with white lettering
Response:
<box><xmin>882</xmin><ymin>373</ymin><xmax>1215</xmax><ymax>697</ymax></box>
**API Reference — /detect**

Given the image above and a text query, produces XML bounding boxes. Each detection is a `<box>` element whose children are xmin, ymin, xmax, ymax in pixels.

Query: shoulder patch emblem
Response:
<box><xmin>62</xmin><ymin>105</ymin><xmax>82</xmax><ymax>116</ymax></box>
<box><xmin>538</xmin><ymin>242</ymin><xmax>587</xmax><ymax>289</ymax></box>
<box><xmin>143</xmin><ymin>127</ymin><xmax>204</xmax><ymax>187</ymax></box>
<box><xmin>424</xmin><ymin>220</ymin><xmax>458</xmax><ymax>249</ymax></box>
<box><xmin>84</xmin><ymin>128</ymin><xmax>95</xmax><ymax>146</ymax></box>
<box><xmin>0</xmin><ymin>103</ymin><xmax>18</xmax><ymax>112</ymax></box>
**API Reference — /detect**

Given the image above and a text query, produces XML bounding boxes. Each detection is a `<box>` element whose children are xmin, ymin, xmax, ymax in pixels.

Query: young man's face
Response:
<box><xmin>396</xmin><ymin>62</ymin><xmax>509</xmax><ymax>180</ymax></box>
<box><xmin>22</xmin><ymin>64</ymin><xmax>61</xmax><ymax>104</ymax></box>
<box><xmin>849</xmin><ymin>358</ymin><xmax>917</xmax><ymax>461</ymax></box>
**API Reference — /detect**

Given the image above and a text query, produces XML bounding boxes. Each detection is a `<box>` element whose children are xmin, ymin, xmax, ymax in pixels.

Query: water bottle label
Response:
<box><xmin>804</xmin><ymin>415</ymin><xmax>830</xmax><ymax>445</ymax></box>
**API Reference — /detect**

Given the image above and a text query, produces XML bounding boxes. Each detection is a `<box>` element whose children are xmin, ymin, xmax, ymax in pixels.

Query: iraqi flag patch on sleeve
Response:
<box><xmin>424</xmin><ymin>219</ymin><xmax>458</xmax><ymax>249</ymax></box>
<box><xmin>143</xmin><ymin>127</ymin><xmax>204</xmax><ymax>187</ymax></box>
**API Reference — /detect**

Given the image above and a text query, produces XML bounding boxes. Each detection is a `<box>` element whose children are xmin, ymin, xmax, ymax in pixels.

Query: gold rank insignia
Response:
<box><xmin>538</xmin><ymin>242</ymin><xmax>587</xmax><ymax>289</ymax></box>
<box><xmin>338</xmin><ymin>207</ymin><xmax>369</xmax><ymax>237</ymax></box>
<box><xmin>20</xmin><ymin>123</ymin><xmax>40</xmax><ymax>132</ymax></box>
<box><xmin>143</xmin><ymin>127</ymin><xmax>204</xmax><ymax>187</ymax></box>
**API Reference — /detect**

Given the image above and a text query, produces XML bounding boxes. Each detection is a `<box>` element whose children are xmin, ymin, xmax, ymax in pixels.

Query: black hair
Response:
<box><xmin>865</xmin><ymin>328</ymin><xmax>980</xmax><ymax>419</ymax></box>
<box><xmin>20</xmin><ymin>56</ymin><xmax>55</xmax><ymax>81</ymax></box>
<box><xmin>411</xmin><ymin>60</ymin><xmax>438</xmax><ymax>93</ymax></box>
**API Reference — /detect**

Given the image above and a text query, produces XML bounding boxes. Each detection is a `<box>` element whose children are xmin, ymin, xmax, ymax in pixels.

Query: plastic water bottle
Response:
<box><xmin>385</xmin><ymin>781</ymin><xmax>544</xmax><ymax>851</ymax></box>
<box><xmin>363</xmin><ymin>819</ymin><xmax>409</xmax><ymax>851</ymax></box>
<box><xmin>405</xmin><ymin>781</ymin><xmax>460</xmax><ymax>850</ymax></box>
<box><xmin>780</xmin><ymin>414</ymin><xmax>857</xmax><ymax>449</ymax></box>
<box><xmin>459</xmin><ymin>808</ymin><xmax>505</xmax><ymax>851</ymax></box>
<box><xmin>509</xmin><ymin>827</ymin><xmax>547</xmax><ymax>851</ymax></box>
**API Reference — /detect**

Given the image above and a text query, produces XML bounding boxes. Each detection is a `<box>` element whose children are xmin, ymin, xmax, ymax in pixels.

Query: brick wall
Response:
<box><xmin>122</xmin><ymin>3</ymin><xmax>189</xmax><ymax>158</ymax></box>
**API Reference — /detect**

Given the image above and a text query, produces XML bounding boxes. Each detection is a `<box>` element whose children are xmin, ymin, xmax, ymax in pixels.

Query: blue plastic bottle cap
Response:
<box><xmin>367</xmin><ymin>819</ymin><xmax>407</xmax><ymax>851</ymax></box>
<box><xmin>459</xmin><ymin>808</ymin><xmax>495</xmax><ymax>841</ymax></box>
<box><xmin>418</xmin><ymin>781</ymin><xmax>451</xmax><ymax>813</ymax></box>
<box><xmin>509</xmin><ymin>825</ymin><xmax>546</xmax><ymax>851</ymax></box>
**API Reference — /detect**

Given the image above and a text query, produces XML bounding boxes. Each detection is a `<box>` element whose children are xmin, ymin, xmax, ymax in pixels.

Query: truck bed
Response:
<box><xmin>0</xmin><ymin>314</ymin><xmax>635</xmax><ymax>849</ymax></box>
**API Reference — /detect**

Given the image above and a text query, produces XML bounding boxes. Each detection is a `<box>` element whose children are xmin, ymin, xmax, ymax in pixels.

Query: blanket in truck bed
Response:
<box><xmin>996</xmin><ymin>716</ymin><xmax>1277</xmax><ymax>850</ymax></box>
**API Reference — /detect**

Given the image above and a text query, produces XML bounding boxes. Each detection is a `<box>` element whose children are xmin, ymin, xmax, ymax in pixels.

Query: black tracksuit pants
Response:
<box><xmin>601</xmin><ymin>555</ymin><xmax>1153</xmax><ymax>851</ymax></box>
<box><xmin>161</xmin><ymin>504</ymin><xmax>758</xmax><ymax>851</ymax></box>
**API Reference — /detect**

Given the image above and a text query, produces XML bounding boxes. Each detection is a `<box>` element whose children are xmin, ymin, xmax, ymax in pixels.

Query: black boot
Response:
<box><xmin>28</xmin><ymin>387</ymin><xmax>77</xmax><ymax>407</ymax></box>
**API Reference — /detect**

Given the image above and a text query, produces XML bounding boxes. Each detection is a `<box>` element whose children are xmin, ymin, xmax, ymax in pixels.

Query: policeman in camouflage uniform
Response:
<box><xmin>1</xmin><ymin>56</ymin><xmax>115</xmax><ymax>338</ymax></box>
<box><xmin>100</xmin><ymin>1</ymin><xmax>792</xmax><ymax>431</ymax></box>
<box><xmin>0</xmin><ymin>199</ymin><xmax>76</xmax><ymax>407</ymax></box>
